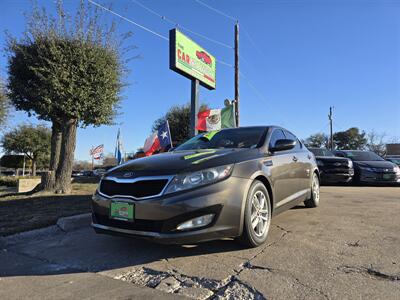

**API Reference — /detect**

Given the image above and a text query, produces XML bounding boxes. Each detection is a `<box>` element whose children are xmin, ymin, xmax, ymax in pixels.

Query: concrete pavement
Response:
<box><xmin>1</xmin><ymin>186</ymin><xmax>399</xmax><ymax>299</ymax></box>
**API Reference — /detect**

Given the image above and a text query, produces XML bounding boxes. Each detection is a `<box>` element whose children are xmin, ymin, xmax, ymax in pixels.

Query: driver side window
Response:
<box><xmin>269</xmin><ymin>129</ymin><xmax>285</xmax><ymax>149</ymax></box>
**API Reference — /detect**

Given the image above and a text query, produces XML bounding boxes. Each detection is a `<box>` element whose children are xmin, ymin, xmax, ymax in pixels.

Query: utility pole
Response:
<box><xmin>329</xmin><ymin>107</ymin><xmax>334</xmax><ymax>150</ymax></box>
<box><xmin>234</xmin><ymin>21</ymin><xmax>239</xmax><ymax>127</ymax></box>
<box><xmin>190</xmin><ymin>79</ymin><xmax>199</xmax><ymax>137</ymax></box>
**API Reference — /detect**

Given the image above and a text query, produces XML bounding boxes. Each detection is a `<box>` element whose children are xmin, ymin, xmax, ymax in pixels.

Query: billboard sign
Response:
<box><xmin>170</xmin><ymin>29</ymin><xmax>216</xmax><ymax>90</ymax></box>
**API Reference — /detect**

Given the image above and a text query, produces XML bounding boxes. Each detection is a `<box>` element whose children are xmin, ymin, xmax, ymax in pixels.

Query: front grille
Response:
<box><xmin>94</xmin><ymin>213</ymin><xmax>163</xmax><ymax>232</ymax></box>
<box><xmin>99</xmin><ymin>179</ymin><xmax>169</xmax><ymax>199</ymax></box>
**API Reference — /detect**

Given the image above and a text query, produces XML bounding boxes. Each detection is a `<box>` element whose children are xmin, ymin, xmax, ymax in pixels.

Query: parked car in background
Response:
<box><xmin>308</xmin><ymin>148</ymin><xmax>354</xmax><ymax>184</ymax></box>
<box><xmin>334</xmin><ymin>150</ymin><xmax>400</xmax><ymax>184</ymax></box>
<box><xmin>93</xmin><ymin>168</ymin><xmax>107</xmax><ymax>177</ymax></box>
<box><xmin>92</xmin><ymin>126</ymin><xmax>320</xmax><ymax>247</ymax></box>
<box><xmin>72</xmin><ymin>170</ymin><xmax>84</xmax><ymax>177</ymax></box>
<box><xmin>385</xmin><ymin>156</ymin><xmax>400</xmax><ymax>167</ymax></box>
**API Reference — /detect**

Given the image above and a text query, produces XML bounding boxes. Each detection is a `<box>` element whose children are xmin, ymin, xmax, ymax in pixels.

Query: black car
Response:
<box><xmin>334</xmin><ymin>150</ymin><xmax>400</xmax><ymax>184</ymax></box>
<box><xmin>92</xmin><ymin>126</ymin><xmax>320</xmax><ymax>247</ymax></box>
<box><xmin>308</xmin><ymin>148</ymin><xmax>354</xmax><ymax>184</ymax></box>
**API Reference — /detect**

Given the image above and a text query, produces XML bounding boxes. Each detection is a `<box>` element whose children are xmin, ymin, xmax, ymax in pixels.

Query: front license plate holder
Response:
<box><xmin>110</xmin><ymin>201</ymin><xmax>134</xmax><ymax>221</ymax></box>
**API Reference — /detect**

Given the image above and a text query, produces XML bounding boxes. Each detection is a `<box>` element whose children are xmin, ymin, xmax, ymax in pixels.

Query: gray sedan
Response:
<box><xmin>92</xmin><ymin>126</ymin><xmax>320</xmax><ymax>247</ymax></box>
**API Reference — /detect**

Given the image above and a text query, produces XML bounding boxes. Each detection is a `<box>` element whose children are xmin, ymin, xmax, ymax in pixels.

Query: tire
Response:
<box><xmin>304</xmin><ymin>172</ymin><xmax>320</xmax><ymax>208</ymax></box>
<box><xmin>237</xmin><ymin>180</ymin><xmax>271</xmax><ymax>248</ymax></box>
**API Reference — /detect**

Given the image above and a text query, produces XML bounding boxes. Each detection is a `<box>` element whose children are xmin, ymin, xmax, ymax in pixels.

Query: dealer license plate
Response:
<box><xmin>110</xmin><ymin>201</ymin><xmax>134</xmax><ymax>221</ymax></box>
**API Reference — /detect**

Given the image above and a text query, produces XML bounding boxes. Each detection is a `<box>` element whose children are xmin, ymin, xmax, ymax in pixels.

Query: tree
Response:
<box><xmin>0</xmin><ymin>79</ymin><xmax>8</xmax><ymax>129</ymax></box>
<box><xmin>333</xmin><ymin>127</ymin><xmax>367</xmax><ymax>150</ymax></box>
<box><xmin>366</xmin><ymin>131</ymin><xmax>386</xmax><ymax>156</ymax></box>
<box><xmin>304</xmin><ymin>133</ymin><xmax>329</xmax><ymax>148</ymax></box>
<box><xmin>6</xmin><ymin>1</ymin><xmax>130</xmax><ymax>193</ymax></box>
<box><xmin>1</xmin><ymin>124</ymin><xmax>51</xmax><ymax>176</ymax></box>
<box><xmin>152</xmin><ymin>103</ymin><xmax>208</xmax><ymax>146</ymax></box>
<box><xmin>73</xmin><ymin>160</ymin><xmax>92</xmax><ymax>171</ymax></box>
<box><xmin>102</xmin><ymin>154</ymin><xmax>117</xmax><ymax>167</ymax></box>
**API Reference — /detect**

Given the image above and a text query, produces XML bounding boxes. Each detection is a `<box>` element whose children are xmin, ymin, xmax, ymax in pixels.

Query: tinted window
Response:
<box><xmin>175</xmin><ymin>127</ymin><xmax>267</xmax><ymax>150</ymax></box>
<box><xmin>283</xmin><ymin>130</ymin><xmax>301</xmax><ymax>150</ymax></box>
<box><xmin>342</xmin><ymin>151</ymin><xmax>384</xmax><ymax>161</ymax></box>
<box><xmin>309</xmin><ymin>148</ymin><xmax>334</xmax><ymax>157</ymax></box>
<box><xmin>269</xmin><ymin>129</ymin><xmax>286</xmax><ymax>149</ymax></box>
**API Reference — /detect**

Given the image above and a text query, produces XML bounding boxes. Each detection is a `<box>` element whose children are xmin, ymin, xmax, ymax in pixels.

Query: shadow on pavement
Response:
<box><xmin>0</xmin><ymin>225</ymin><xmax>250</xmax><ymax>277</ymax></box>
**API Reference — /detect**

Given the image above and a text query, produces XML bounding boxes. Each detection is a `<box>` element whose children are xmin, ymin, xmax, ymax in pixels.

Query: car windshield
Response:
<box><xmin>175</xmin><ymin>127</ymin><xmax>267</xmax><ymax>150</ymax></box>
<box><xmin>309</xmin><ymin>148</ymin><xmax>334</xmax><ymax>157</ymax></box>
<box><xmin>343</xmin><ymin>151</ymin><xmax>384</xmax><ymax>161</ymax></box>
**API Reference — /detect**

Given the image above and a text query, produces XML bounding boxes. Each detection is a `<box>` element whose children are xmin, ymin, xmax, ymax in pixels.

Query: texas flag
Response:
<box><xmin>143</xmin><ymin>121</ymin><xmax>172</xmax><ymax>156</ymax></box>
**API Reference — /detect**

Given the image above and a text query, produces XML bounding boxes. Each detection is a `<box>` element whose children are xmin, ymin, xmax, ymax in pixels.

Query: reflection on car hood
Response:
<box><xmin>106</xmin><ymin>148</ymin><xmax>259</xmax><ymax>177</ymax></box>
<box><xmin>354</xmin><ymin>161</ymin><xmax>396</xmax><ymax>169</ymax></box>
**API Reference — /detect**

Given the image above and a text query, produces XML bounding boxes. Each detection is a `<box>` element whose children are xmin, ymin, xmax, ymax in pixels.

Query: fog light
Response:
<box><xmin>176</xmin><ymin>214</ymin><xmax>214</xmax><ymax>231</ymax></box>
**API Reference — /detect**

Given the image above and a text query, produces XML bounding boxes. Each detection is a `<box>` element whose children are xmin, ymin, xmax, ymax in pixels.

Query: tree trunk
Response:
<box><xmin>55</xmin><ymin>119</ymin><xmax>77</xmax><ymax>194</ymax></box>
<box><xmin>32</xmin><ymin>159</ymin><xmax>37</xmax><ymax>176</ymax></box>
<box><xmin>42</xmin><ymin>120</ymin><xmax>62</xmax><ymax>191</ymax></box>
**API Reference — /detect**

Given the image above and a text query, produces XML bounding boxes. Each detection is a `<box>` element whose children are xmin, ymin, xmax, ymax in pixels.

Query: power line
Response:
<box><xmin>241</xmin><ymin>25</ymin><xmax>267</xmax><ymax>61</ymax></box>
<box><xmin>89</xmin><ymin>0</ymin><xmax>234</xmax><ymax>68</ymax></box>
<box><xmin>88</xmin><ymin>0</ymin><xmax>169</xmax><ymax>41</ymax></box>
<box><xmin>194</xmin><ymin>0</ymin><xmax>237</xmax><ymax>22</ymax></box>
<box><xmin>131</xmin><ymin>0</ymin><xmax>233</xmax><ymax>49</ymax></box>
<box><xmin>240</xmin><ymin>71</ymin><xmax>268</xmax><ymax>103</ymax></box>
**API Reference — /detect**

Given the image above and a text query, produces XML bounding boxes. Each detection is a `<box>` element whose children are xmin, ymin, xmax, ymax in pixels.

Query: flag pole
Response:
<box><xmin>166</xmin><ymin>119</ymin><xmax>173</xmax><ymax>148</ymax></box>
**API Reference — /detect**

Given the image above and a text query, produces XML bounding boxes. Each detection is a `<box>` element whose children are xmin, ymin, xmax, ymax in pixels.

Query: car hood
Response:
<box><xmin>354</xmin><ymin>160</ymin><xmax>395</xmax><ymax>168</ymax></box>
<box><xmin>106</xmin><ymin>148</ymin><xmax>260</xmax><ymax>177</ymax></box>
<box><xmin>315</xmin><ymin>156</ymin><xmax>349</xmax><ymax>163</ymax></box>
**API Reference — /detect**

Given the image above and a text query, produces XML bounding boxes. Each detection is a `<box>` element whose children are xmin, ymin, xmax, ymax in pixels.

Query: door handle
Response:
<box><xmin>292</xmin><ymin>156</ymin><xmax>298</xmax><ymax>162</ymax></box>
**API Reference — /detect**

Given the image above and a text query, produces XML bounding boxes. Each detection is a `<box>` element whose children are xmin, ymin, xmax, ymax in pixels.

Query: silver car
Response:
<box><xmin>92</xmin><ymin>126</ymin><xmax>320</xmax><ymax>247</ymax></box>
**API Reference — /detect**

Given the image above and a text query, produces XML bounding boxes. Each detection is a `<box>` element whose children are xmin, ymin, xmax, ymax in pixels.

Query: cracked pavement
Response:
<box><xmin>1</xmin><ymin>186</ymin><xmax>399</xmax><ymax>299</ymax></box>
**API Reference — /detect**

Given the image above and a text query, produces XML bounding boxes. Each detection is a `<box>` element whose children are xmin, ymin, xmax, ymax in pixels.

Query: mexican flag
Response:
<box><xmin>196</xmin><ymin>104</ymin><xmax>236</xmax><ymax>131</ymax></box>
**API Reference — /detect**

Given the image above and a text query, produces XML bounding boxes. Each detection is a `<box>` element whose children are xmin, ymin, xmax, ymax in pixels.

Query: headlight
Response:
<box><xmin>164</xmin><ymin>164</ymin><xmax>234</xmax><ymax>194</ymax></box>
<box><xmin>347</xmin><ymin>159</ymin><xmax>353</xmax><ymax>168</ymax></box>
<box><xmin>394</xmin><ymin>165</ymin><xmax>400</xmax><ymax>174</ymax></box>
<box><xmin>317</xmin><ymin>160</ymin><xmax>324</xmax><ymax>167</ymax></box>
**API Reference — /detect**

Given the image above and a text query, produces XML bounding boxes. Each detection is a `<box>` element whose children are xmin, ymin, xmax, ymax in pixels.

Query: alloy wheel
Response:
<box><xmin>312</xmin><ymin>174</ymin><xmax>320</xmax><ymax>204</ymax></box>
<box><xmin>250</xmin><ymin>190</ymin><xmax>269</xmax><ymax>237</ymax></box>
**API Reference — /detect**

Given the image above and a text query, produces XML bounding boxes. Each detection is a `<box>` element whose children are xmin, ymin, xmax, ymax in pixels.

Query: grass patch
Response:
<box><xmin>0</xmin><ymin>181</ymin><xmax>98</xmax><ymax>236</ymax></box>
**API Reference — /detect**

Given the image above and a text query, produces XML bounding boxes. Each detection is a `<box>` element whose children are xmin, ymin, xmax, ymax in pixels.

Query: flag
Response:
<box><xmin>90</xmin><ymin>144</ymin><xmax>104</xmax><ymax>159</ymax></box>
<box><xmin>143</xmin><ymin>121</ymin><xmax>172</xmax><ymax>156</ymax></box>
<box><xmin>196</xmin><ymin>103</ymin><xmax>236</xmax><ymax>132</ymax></box>
<box><xmin>115</xmin><ymin>129</ymin><xmax>124</xmax><ymax>165</ymax></box>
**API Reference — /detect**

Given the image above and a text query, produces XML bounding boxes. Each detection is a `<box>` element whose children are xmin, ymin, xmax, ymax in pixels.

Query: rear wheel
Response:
<box><xmin>304</xmin><ymin>173</ymin><xmax>320</xmax><ymax>208</ymax></box>
<box><xmin>237</xmin><ymin>181</ymin><xmax>271</xmax><ymax>248</ymax></box>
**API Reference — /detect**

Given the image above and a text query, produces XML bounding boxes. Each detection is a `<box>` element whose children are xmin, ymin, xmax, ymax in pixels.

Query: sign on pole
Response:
<box><xmin>169</xmin><ymin>29</ymin><xmax>216</xmax><ymax>90</ymax></box>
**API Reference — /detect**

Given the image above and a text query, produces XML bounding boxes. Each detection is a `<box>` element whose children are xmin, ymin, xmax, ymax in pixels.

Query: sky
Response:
<box><xmin>0</xmin><ymin>0</ymin><xmax>399</xmax><ymax>162</ymax></box>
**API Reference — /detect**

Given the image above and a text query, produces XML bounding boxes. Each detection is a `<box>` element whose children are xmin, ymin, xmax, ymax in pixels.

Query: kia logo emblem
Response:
<box><xmin>123</xmin><ymin>172</ymin><xmax>134</xmax><ymax>178</ymax></box>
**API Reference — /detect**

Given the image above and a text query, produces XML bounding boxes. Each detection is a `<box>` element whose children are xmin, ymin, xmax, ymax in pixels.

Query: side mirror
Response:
<box><xmin>270</xmin><ymin>139</ymin><xmax>296</xmax><ymax>152</ymax></box>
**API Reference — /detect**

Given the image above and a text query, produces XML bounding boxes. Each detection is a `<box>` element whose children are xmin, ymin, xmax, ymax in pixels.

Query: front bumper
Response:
<box><xmin>91</xmin><ymin>176</ymin><xmax>249</xmax><ymax>244</ymax></box>
<box><xmin>359</xmin><ymin>170</ymin><xmax>400</xmax><ymax>184</ymax></box>
<box><xmin>320</xmin><ymin>170</ymin><xmax>354</xmax><ymax>183</ymax></box>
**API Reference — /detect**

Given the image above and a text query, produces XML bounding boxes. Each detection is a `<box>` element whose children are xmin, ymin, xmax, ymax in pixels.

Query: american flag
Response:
<box><xmin>90</xmin><ymin>144</ymin><xmax>104</xmax><ymax>158</ymax></box>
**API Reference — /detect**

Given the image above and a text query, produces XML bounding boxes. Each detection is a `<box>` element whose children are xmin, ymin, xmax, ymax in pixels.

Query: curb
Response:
<box><xmin>0</xmin><ymin>213</ymin><xmax>92</xmax><ymax>248</ymax></box>
<box><xmin>56</xmin><ymin>213</ymin><xmax>92</xmax><ymax>232</ymax></box>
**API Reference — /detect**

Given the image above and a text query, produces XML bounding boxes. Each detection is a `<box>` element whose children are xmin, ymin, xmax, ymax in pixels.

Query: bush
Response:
<box><xmin>0</xmin><ymin>176</ymin><xmax>40</xmax><ymax>187</ymax></box>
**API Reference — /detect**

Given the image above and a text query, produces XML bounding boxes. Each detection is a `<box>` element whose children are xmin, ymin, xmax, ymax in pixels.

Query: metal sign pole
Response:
<box><xmin>190</xmin><ymin>79</ymin><xmax>199</xmax><ymax>137</ymax></box>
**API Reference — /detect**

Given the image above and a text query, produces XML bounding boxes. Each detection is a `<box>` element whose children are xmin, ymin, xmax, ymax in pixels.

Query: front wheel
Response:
<box><xmin>304</xmin><ymin>173</ymin><xmax>320</xmax><ymax>208</ymax></box>
<box><xmin>237</xmin><ymin>181</ymin><xmax>271</xmax><ymax>248</ymax></box>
